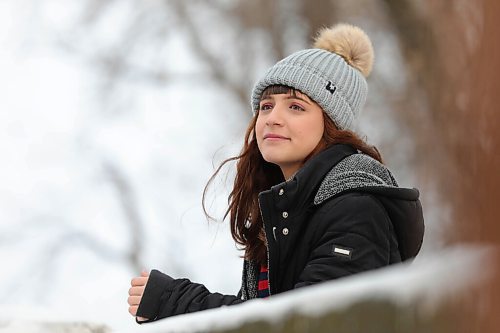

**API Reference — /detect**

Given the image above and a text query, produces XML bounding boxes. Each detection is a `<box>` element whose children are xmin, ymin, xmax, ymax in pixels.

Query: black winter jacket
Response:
<box><xmin>136</xmin><ymin>144</ymin><xmax>424</xmax><ymax>322</ymax></box>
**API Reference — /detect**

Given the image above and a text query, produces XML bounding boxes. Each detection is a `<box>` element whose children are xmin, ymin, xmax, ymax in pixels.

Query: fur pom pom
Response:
<box><xmin>313</xmin><ymin>23</ymin><xmax>374</xmax><ymax>77</ymax></box>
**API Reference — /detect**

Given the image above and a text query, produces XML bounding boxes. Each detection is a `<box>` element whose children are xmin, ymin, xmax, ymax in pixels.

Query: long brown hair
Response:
<box><xmin>203</xmin><ymin>85</ymin><xmax>382</xmax><ymax>264</ymax></box>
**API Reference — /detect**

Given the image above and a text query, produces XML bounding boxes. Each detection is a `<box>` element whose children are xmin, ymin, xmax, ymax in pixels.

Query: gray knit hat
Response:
<box><xmin>251</xmin><ymin>23</ymin><xmax>374</xmax><ymax>131</ymax></box>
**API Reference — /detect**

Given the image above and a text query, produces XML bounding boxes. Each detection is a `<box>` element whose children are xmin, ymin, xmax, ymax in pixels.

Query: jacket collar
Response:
<box><xmin>260</xmin><ymin>144</ymin><xmax>357</xmax><ymax>210</ymax></box>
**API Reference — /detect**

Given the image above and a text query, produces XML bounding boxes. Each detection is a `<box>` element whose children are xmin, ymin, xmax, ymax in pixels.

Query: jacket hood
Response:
<box><xmin>313</xmin><ymin>152</ymin><xmax>425</xmax><ymax>261</ymax></box>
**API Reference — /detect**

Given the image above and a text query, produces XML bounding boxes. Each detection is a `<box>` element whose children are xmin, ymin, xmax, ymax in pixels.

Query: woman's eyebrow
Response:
<box><xmin>260</xmin><ymin>96</ymin><xmax>274</xmax><ymax>102</ymax></box>
<box><xmin>286</xmin><ymin>95</ymin><xmax>311</xmax><ymax>105</ymax></box>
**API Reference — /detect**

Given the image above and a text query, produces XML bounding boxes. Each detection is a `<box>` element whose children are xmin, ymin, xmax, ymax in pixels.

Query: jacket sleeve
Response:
<box><xmin>136</xmin><ymin>269</ymin><xmax>244</xmax><ymax>323</ymax></box>
<box><xmin>295</xmin><ymin>193</ymin><xmax>395</xmax><ymax>288</ymax></box>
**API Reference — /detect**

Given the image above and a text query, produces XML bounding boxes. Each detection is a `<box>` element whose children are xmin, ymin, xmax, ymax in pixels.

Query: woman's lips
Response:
<box><xmin>264</xmin><ymin>134</ymin><xmax>290</xmax><ymax>141</ymax></box>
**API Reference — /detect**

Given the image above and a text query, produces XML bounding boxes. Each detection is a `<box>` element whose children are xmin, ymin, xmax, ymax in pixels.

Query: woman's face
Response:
<box><xmin>256</xmin><ymin>91</ymin><xmax>324</xmax><ymax>179</ymax></box>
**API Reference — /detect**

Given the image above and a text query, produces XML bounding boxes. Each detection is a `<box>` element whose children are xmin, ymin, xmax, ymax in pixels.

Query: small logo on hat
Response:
<box><xmin>326</xmin><ymin>81</ymin><xmax>337</xmax><ymax>94</ymax></box>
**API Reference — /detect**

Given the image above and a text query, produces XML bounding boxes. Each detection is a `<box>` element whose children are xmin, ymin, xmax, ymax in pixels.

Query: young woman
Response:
<box><xmin>128</xmin><ymin>23</ymin><xmax>424</xmax><ymax>323</ymax></box>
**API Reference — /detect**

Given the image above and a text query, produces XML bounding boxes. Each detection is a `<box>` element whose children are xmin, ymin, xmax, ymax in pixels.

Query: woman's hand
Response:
<box><xmin>128</xmin><ymin>270</ymin><xmax>150</xmax><ymax>321</ymax></box>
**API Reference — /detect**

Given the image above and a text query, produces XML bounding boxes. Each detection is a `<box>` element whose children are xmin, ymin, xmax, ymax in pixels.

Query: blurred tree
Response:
<box><xmin>382</xmin><ymin>0</ymin><xmax>500</xmax><ymax>331</ymax></box>
<box><xmin>429</xmin><ymin>0</ymin><xmax>499</xmax><ymax>331</ymax></box>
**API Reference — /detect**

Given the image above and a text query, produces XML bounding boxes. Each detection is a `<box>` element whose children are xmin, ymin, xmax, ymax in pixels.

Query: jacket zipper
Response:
<box><xmin>258</xmin><ymin>199</ymin><xmax>272</xmax><ymax>297</ymax></box>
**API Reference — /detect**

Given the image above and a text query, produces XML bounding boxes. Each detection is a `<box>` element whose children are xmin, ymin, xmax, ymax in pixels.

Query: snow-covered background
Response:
<box><xmin>0</xmin><ymin>0</ymin><xmax>442</xmax><ymax>331</ymax></box>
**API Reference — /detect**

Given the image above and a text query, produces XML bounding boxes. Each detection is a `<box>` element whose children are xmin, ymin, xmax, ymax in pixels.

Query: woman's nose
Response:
<box><xmin>265</xmin><ymin>104</ymin><xmax>285</xmax><ymax>126</ymax></box>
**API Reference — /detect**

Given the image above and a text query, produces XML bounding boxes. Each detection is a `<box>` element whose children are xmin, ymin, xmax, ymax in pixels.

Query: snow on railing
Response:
<box><xmin>0</xmin><ymin>246</ymin><xmax>493</xmax><ymax>333</ymax></box>
<box><xmin>125</xmin><ymin>245</ymin><xmax>492</xmax><ymax>333</ymax></box>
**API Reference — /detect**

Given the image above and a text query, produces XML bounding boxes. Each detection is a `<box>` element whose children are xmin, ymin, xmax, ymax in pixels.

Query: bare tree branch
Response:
<box><xmin>168</xmin><ymin>0</ymin><xmax>250</xmax><ymax>106</ymax></box>
<box><xmin>102</xmin><ymin>160</ymin><xmax>144</xmax><ymax>273</ymax></box>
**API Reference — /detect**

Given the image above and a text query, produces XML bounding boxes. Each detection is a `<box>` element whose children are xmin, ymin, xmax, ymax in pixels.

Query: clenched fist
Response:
<box><xmin>128</xmin><ymin>270</ymin><xmax>150</xmax><ymax>322</ymax></box>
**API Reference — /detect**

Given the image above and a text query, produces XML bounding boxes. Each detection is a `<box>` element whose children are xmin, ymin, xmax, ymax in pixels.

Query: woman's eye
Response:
<box><xmin>259</xmin><ymin>103</ymin><xmax>273</xmax><ymax>111</ymax></box>
<box><xmin>290</xmin><ymin>104</ymin><xmax>305</xmax><ymax>111</ymax></box>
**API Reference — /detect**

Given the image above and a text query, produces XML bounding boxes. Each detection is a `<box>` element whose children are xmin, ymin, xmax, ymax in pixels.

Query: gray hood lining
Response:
<box><xmin>314</xmin><ymin>154</ymin><xmax>399</xmax><ymax>205</ymax></box>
